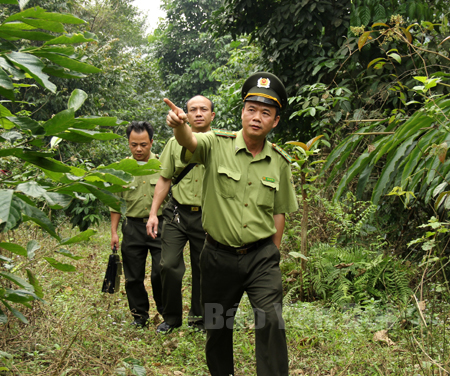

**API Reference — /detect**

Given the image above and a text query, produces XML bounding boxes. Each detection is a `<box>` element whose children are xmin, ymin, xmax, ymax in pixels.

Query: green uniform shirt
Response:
<box><xmin>159</xmin><ymin>137</ymin><xmax>204</xmax><ymax>207</ymax></box>
<box><xmin>111</xmin><ymin>152</ymin><xmax>163</xmax><ymax>217</ymax></box>
<box><xmin>182</xmin><ymin>129</ymin><xmax>298</xmax><ymax>247</ymax></box>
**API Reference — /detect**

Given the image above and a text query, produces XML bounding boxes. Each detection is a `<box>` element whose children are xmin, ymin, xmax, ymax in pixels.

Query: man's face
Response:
<box><xmin>241</xmin><ymin>101</ymin><xmax>280</xmax><ymax>142</ymax></box>
<box><xmin>128</xmin><ymin>130</ymin><xmax>153</xmax><ymax>162</ymax></box>
<box><xmin>186</xmin><ymin>96</ymin><xmax>215</xmax><ymax>132</ymax></box>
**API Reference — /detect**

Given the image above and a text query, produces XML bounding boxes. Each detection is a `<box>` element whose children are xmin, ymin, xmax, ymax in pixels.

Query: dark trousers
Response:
<box><xmin>121</xmin><ymin>217</ymin><xmax>163</xmax><ymax>321</ymax></box>
<box><xmin>201</xmin><ymin>239</ymin><xmax>288</xmax><ymax>376</ymax></box>
<box><xmin>160</xmin><ymin>197</ymin><xmax>205</xmax><ymax>326</ymax></box>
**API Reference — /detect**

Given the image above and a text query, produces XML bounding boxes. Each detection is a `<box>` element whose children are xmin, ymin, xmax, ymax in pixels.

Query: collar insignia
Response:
<box><xmin>257</xmin><ymin>77</ymin><xmax>270</xmax><ymax>88</ymax></box>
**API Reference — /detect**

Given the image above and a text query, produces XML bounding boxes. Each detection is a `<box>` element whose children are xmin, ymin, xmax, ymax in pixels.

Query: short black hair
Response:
<box><xmin>126</xmin><ymin>121</ymin><xmax>154</xmax><ymax>140</ymax></box>
<box><xmin>185</xmin><ymin>95</ymin><xmax>214</xmax><ymax>113</ymax></box>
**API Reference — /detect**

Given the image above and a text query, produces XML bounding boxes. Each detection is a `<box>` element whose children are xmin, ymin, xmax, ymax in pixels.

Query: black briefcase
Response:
<box><xmin>101</xmin><ymin>246</ymin><xmax>122</xmax><ymax>294</ymax></box>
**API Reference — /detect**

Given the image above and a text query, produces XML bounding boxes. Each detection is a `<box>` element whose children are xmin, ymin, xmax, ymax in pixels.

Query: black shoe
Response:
<box><xmin>130</xmin><ymin>318</ymin><xmax>147</xmax><ymax>328</ymax></box>
<box><xmin>156</xmin><ymin>321</ymin><xmax>181</xmax><ymax>334</ymax></box>
<box><xmin>188</xmin><ymin>321</ymin><xmax>205</xmax><ymax>333</ymax></box>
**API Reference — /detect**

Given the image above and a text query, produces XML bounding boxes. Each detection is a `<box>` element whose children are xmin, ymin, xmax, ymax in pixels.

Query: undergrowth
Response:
<box><xmin>0</xmin><ymin>222</ymin><xmax>449</xmax><ymax>375</ymax></box>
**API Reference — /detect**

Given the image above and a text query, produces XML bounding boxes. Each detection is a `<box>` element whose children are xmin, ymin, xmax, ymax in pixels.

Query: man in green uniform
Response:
<box><xmin>146</xmin><ymin>95</ymin><xmax>215</xmax><ymax>333</ymax></box>
<box><xmin>110</xmin><ymin>121</ymin><xmax>164</xmax><ymax>327</ymax></box>
<box><xmin>163</xmin><ymin>73</ymin><xmax>298</xmax><ymax>376</ymax></box>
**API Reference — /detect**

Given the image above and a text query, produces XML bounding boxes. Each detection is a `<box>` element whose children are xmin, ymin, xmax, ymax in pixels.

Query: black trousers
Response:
<box><xmin>160</xmin><ymin>197</ymin><xmax>206</xmax><ymax>326</ymax></box>
<box><xmin>121</xmin><ymin>217</ymin><xmax>163</xmax><ymax>321</ymax></box>
<box><xmin>201</xmin><ymin>239</ymin><xmax>289</xmax><ymax>376</ymax></box>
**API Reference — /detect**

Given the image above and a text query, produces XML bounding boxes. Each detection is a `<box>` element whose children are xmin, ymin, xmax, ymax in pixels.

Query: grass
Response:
<box><xmin>1</xmin><ymin>221</ymin><xmax>449</xmax><ymax>375</ymax></box>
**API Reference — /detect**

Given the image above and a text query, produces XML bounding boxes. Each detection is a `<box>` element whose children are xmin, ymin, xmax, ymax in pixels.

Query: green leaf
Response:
<box><xmin>17</xmin><ymin>18</ymin><xmax>65</xmax><ymax>33</ymax></box>
<box><xmin>45</xmin><ymin>33</ymin><xmax>95</xmax><ymax>45</ymax></box>
<box><xmin>15</xmin><ymin>182</ymin><xmax>74</xmax><ymax>209</ymax></box>
<box><xmin>26</xmin><ymin>269</ymin><xmax>43</xmax><ymax>299</ymax></box>
<box><xmin>0</xmin><ymin>242</ymin><xmax>26</xmax><ymax>256</ymax></box>
<box><xmin>0</xmin><ymin>67</ymin><xmax>14</xmax><ymax>91</ymax></box>
<box><xmin>373</xmin><ymin>4</ymin><xmax>386</xmax><ymax>21</ymax></box>
<box><xmin>359</xmin><ymin>6</ymin><xmax>371</xmax><ymax>26</ymax></box>
<box><xmin>0</xmin><ymin>271</ymin><xmax>34</xmax><ymax>290</ymax></box>
<box><xmin>6</xmin><ymin>116</ymin><xmax>45</xmax><ymax>135</ymax></box>
<box><xmin>0</xmin><ymin>190</ymin><xmax>22</xmax><ymax>232</ymax></box>
<box><xmin>6</xmin><ymin>51</ymin><xmax>56</xmax><ymax>92</ymax></box>
<box><xmin>388</xmin><ymin>52</ymin><xmax>401</xmax><ymax>64</ymax></box>
<box><xmin>0</xmin><ymin>148</ymin><xmax>71</xmax><ymax>173</ymax></box>
<box><xmin>26</xmin><ymin>240</ymin><xmax>40</xmax><ymax>260</ymax></box>
<box><xmin>3</xmin><ymin>288</ymin><xmax>35</xmax><ymax>304</ymax></box>
<box><xmin>334</xmin><ymin>152</ymin><xmax>372</xmax><ymax>201</ymax></box>
<box><xmin>5</xmin><ymin>7</ymin><xmax>85</xmax><ymax>24</ymax></box>
<box><xmin>85</xmin><ymin>169</ymin><xmax>133</xmax><ymax>185</ymax></box>
<box><xmin>60</xmin><ymin>229</ymin><xmax>96</xmax><ymax>245</ymax></box>
<box><xmin>101</xmin><ymin>159</ymin><xmax>161</xmax><ymax>176</ymax></box>
<box><xmin>0</xmin><ymin>29</ymin><xmax>55</xmax><ymax>42</ymax></box>
<box><xmin>0</xmin><ymin>0</ymin><xmax>18</xmax><ymax>4</ymax></box>
<box><xmin>74</xmin><ymin>116</ymin><xmax>126</xmax><ymax>127</ymax></box>
<box><xmin>0</xmin><ymin>104</ymin><xmax>15</xmax><ymax>129</ymax></box>
<box><xmin>0</xmin><ymin>308</ymin><xmax>7</xmax><ymax>324</ymax></box>
<box><xmin>43</xmin><ymin>66</ymin><xmax>87</xmax><ymax>79</ymax></box>
<box><xmin>2</xmin><ymin>301</ymin><xmax>28</xmax><ymax>324</ymax></box>
<box><xmin>84</xmin><ymin>186</ymin><xmax>127</xmax><ymax>214</ymax></box>
<box><xmin>56</xmin><ymin>249</ymin><xmax>84</xmax><ymax>260</ymax></box>
<box><xmin>43</xmin><ymin>257</ymin><xmax>76</xmax><ymax>272</ymax></box>
<box><xmin>21</xmin><ymin>199</ymin><xmax>60</xmax><ymax>240</ymax></box>
<box><xmin>372</xmin><ymin>134</ymin><xmax>418</xmax><ymax>204</ymax></box>
<box><xmin>68</xmin><ymin>89</ymin><xmax>88</xmax><ymax>112</ymax></box>
<box><xmin>58</xmin><ymin>129</ymin><xmax>121</xmax><ymax>142</ymax></box>
<box><xmin>43</xmin><ymin>108</ymin><xmax>75</xmax><ymax>135</ymax></box>
<box><xmin>32</xmin><ymin>52</ymin><xmax>101</xmax><ymax>74</ymax></box>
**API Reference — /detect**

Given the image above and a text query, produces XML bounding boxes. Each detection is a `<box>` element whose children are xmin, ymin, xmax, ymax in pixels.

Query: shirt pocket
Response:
<box><xmin>217</xmin><ymin>165</ymin><xmax>241</xmax><ymax>198</ymax></box>
<box><xmin>257</xmin><ymin>178</ymin><xmax>279</xmax><ymax>208</ymax></box>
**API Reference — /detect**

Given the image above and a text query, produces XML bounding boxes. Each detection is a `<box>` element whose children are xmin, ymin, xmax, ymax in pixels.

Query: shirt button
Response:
<box><xmin>244</xmin><ymin>203</ymin><xmax>248</xmax><ymax>207</ymax></box>
<box><xmin>144</xmin><ymin>194</ymin><xmax>147</xmax><ymax>197</ymax></box>
<box><xmin>195</xmin><ymin>180</ymin><xmax>198</xmax><ymax>182</ymax></box>
<box><xmin>243</xmin><ymin>224</ymin><xmax>247</xmax><ymax>228</ymax></box>
<box><xmin>143</xmin><ymin>181</ymin><xmax>146</xmax><ymax>184</ymax></box>
<box><xmin>145</xmin><ymin>207</ymin><xmax>148</xmax><ymax>210</ymax></box>
<box><xmin>248</xmin><ymin>182</ymin><xmax>252</xmax><ymax>185</ymax></box>
<box><xmin>195</xmin><ymin>194</ymin><xmax>197</xmax><ymax>197</ymax></box>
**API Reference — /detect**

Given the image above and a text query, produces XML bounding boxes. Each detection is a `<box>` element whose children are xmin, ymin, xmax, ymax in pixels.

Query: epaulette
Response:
<box><xmin>213</xmin><ymin>129</ymin><xmax>237</xmax><ymax>138</ymax></box>
<box><xmin>272</xmin><ymin>143</ymin><xmax>292</xmax><ymax>163</ymax></box>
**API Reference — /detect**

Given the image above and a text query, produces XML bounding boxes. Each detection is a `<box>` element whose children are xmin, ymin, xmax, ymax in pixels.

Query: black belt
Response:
<box><xmin>126</xmin><ymin>217</ymin><xmax>148</xmax><ymax>223</ymax></box>
<box><xmin>206</xmin><ymin>234</ymin><xmax>270</xmax><ymax>255</ymax></box>
<box><xmin>172</xmin><ymin>197</ymin><xmax>201</xmax><ymax>212</ymax></box>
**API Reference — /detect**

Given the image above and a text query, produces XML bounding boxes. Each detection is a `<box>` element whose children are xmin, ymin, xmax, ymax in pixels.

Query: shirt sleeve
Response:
<box><xmin>159</xmin><ymin>138</ymin><xmax>176</xmax><ymax>179</ymax></box>
<box><xmin>273</xmin><ymin>161</ymin><xmax>299</xmax><ymax>215</ymax></box>
<box><xmin>181</xmin><ymin>131</ymin><xmax>215</xmax><ymax>165</ymax></box>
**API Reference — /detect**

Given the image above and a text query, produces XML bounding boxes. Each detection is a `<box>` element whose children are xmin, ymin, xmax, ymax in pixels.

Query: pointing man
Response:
<box><xmin>163</xmin><ymin>73</ymin><xmax>298</xmax><ymax>375</ymax></box>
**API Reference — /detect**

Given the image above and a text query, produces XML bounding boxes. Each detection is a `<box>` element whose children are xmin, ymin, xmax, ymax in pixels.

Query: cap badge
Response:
<box><xmin>257</xmin><ymin>77</ymin><xmax>270</xmax><ymax>89</ymax></box>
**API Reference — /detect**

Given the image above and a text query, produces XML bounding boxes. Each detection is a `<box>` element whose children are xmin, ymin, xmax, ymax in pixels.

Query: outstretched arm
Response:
<box><xmin>146</xmin><ymin>176</ymin><xmax>171</xmax><ymax>238</ymax></box>
<box><xmin>164</xmin><ymin>98</ymin><xmax>198</xmax><ymax>153</ymax></box>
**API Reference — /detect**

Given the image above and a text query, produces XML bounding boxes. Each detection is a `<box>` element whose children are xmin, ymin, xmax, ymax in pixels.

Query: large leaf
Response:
<box><xmin>0</xmin><ymin>29</ymin><xmax>55</xmax><ymax>41</ymax></box>
<box><xmin>43</xmin><ymin>66</ymin><xmax>87</xmax><ymax>79</ymax></box>
<box><xmin>6</xmin><ymin>51</ymin><xmax>56</xmax><ymax>92</ymax></box>
<box><xmin>15</xmin><ymin>181</ymin><xmax>72</xmax><ymax>209</ymax></box>
<box><xmin>3</xmin><ymin>288</ymin><xmax>36</xmax><ymax>304</ymax></box>
<box><xmin>20</xmin><ymin>199</ymin><xmax>59</xmax><ymax>240</ymax></box>
<box><xmin>26</xmin><ymin>240</ymin><xmax>40</xmax><ymax>259</ymax></box>
<box><xmin>0</xmin><ymin>104</ymin><xmax>15</xmax><ymax>129</ymax></box>
<box><xmin>68</xmin><ymin>89</ymin><xmax>88</xmax><ymax>112</ymax></box>
<box><xmin>372</xmin><ymin>134</ymin><xmax>418</xmax><ymax>204</ymax></box>
<box><xmin>334</xmin><ymin>152</ymin><xmax>372</xmax><ymax>200</ymax></box>
<box><xmin>0</xmin><ymin>242</ymin><xmax>27</xmax><ymax>257</ymax></box>
<box><xmin>0</xmin><ymin>148</ymin><xmax>70</xmax><ymax>173</ymax></box>
<box><xmin>43</xmin><ymin>257</ymin><xmax>76</xmax><ymax>272</ymax></box>
<box><xmin>101</xmin><ymin>159</ymin><xmax>161</xmax><ymax>176</ymax></box>
<box><xmin>0</xmin><ymin>190</ymin><xmax>22</xmax><ymax>232</ymax></box>
<box><xmin>84</xmin><ymin>185</ymin><xmax>127</xmax><ymax>214</ymax></box>
<box><xmin>0</xmin><ymin>67</ymin><xmax>14</xmax><ymax>91</ymax></box>
<box><xmin>74</xmin><ymin>116</ymin><xmax>126</xmax><ymax>127</ymax></box>
<box><xmin>43</xmin><ymin>108</ymin><xmax>75</xmax><ymax>135</ymax></box>
<box><xmin>45</xmin><ymin>33</ymin><xmax>96</xmax><ymax>45</ymax></box>
<box><xmin>32</xmin><ymin>52</ymin><xmax>101</xmax><ymax>74</ymax></box>
<box><xmin>1</xmin><ymin>301</ymin><xmax>28</xmax><ymax>324</ymax></box>
<box><xmin>59</xmin><ymin>129</ymin><xmax>122</xmax><ymax>142</ymax></box>
<box><xmin>56</xmin><ymin>249</ymin><xmax>84</xmax><ymax>260</ymax></box>
<box><xmin>4</xmin><ymin>7</ymin><xmax>85</xmax><ymax>24</ymax></box>
<box><xmin>0</xmin><ymin>56</ymin><xmax>26</xmax><ymax>79</ymax></box>
<box><xmin>60</xmin><ymin>229</ymin><xmax>96</xmax><ymax>245</ymax></box>
<box><xmin>26</xmin><ymin>269</ymin><xmax>43</xmax><ymax>299</ymax></box>
<box><xmin>6</xmin><ymin>116</ymin><xmax>45</xmax><ymax>135</ymax></box>
<box><xmin>0</xmin><ymin>271</ymin><xmax>34</xmax><ymax>291</ymax></box>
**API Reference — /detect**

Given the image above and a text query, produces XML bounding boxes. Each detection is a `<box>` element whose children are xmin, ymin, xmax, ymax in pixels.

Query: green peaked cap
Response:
<box><xmin>241</xmin><ymin>72</ymin><xmax>288</xmax><ymax>110</ymax></box>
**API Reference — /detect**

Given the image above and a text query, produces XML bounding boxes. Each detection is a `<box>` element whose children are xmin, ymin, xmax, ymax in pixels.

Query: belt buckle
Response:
<box><xmin>191</xmin><ymin>207</ymin><xmax>199</xmax><ymax>212</ymax></box>
<box><xmin>236</xmin><ymin>247</ymin><xmax>248</xmax><ymax>255</ymax></box>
